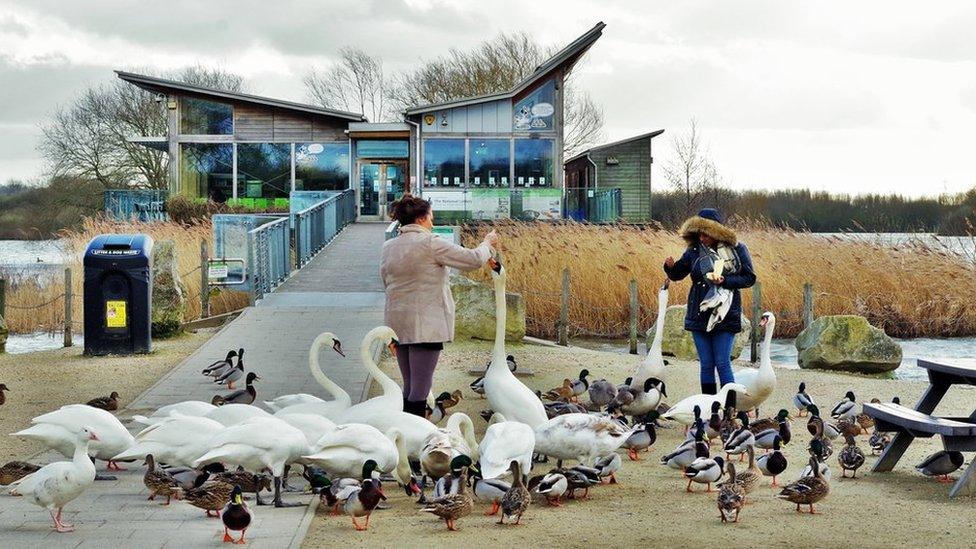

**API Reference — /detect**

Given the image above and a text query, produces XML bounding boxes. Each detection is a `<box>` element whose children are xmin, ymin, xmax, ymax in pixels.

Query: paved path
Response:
<box><xmin>0</xmin><ymin>223</ymin><xmax>388</xmax><ymax>548</ymax></box>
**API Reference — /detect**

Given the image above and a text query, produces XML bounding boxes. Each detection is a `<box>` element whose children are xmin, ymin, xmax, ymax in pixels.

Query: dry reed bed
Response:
<box><xmin>4</xmin><ymin>218</ymin><xmax>249</xmax><ymax>334</ymax></box>
<box><xmin>462</xmin><ymin>221</ymin><xmax>976</xmax><ymax>339</ymax></box>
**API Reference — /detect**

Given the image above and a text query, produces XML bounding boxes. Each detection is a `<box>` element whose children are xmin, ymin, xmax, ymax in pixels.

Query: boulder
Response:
<box><xmin>795</xmin><ymin>315</ymin><xmax>901</xmax><ymax>374</ymax></box>
<box><xmin>647</xmin><ymin>305</ymin><xmax>751</xmax><ymax>360</ymax></box>
<box><xmin>451</xmin><ymin>275</ymin><xmax>525</xmax><ymax>342</ymax></box>
<box><xmin>151</xmin><ymin>240</ymin><xmax>187</xmax><ymax>338</ymax></box>
<box><xmin>0</xmin><ymin>313</ymin><xmax>7</xmax><ymax>353</ymax></box>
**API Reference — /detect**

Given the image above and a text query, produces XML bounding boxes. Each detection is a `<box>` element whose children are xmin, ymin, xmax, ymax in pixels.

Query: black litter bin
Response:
<box><xmin>83</xmin><ymin>234</ymin><xmax>153</xmax><ymax>356</ymax></box>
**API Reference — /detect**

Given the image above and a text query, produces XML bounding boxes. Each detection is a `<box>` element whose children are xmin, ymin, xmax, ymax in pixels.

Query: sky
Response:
<box><xmin>1</xmin><ymin>0</ymin><xmax>975</xmax><ymax>197</ymax></box>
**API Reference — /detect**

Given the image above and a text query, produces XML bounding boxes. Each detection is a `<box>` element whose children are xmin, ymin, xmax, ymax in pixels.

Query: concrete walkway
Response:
<box><xmin>0</xmin><ymin>223</ymin><xmax>388</xmax><ymax>548</ymax></box>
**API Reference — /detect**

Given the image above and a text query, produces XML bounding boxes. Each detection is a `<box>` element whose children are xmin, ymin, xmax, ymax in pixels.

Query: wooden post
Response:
<box><xmin>558</xmin><ymin>267</ymin><xmax>570</xmax><ymax>346</ymax></box>
<box><xmin>200</xmin><ymin>239</ymin><xmax>210</xmax><ymax>318</ymax></box>
<box><xmin>0</xmin><ymin>278</ymin><xmax>6</xmax><ymax>321</ymax></box>
<box><xmin>63</xmin><ymin>268</ymin><xmax>73</xmax><ymax>348</ymax></box>
<box><xmin>629</xmin><ymin>279</ymin><xmax>639</xmax><ymax>355</ymax></box>
<box><xmin>749</xmin><ymin>281</ymin><xmax>762</xmax><ymax>363</ymax></box>
<box><xmin>802</xmin><ymin>282</ymin><xmax>814</xmax><ymax>330</ymax></box>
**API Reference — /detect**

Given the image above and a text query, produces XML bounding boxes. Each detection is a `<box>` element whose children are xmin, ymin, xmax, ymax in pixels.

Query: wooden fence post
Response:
<box><xmin>200</xmin><ymin>239</ymin><xmax>210</xmax><ymax>318</ymax></box>
<box><xmin>803</xmin><ymin>282</ymin><xmax>814</xmax><ymax>330</ymax></box>
<box><xmin>629</xmin><ymin>279</ymin><xmax>639</xmax><ymax>355</ymax></box>
<box><xmin>63</xmin><ymin>267</ymin><xmax>73</xmax><ymax>348</ymax></box>
<box><xmin>558</xmin><ymin>267</ymin><xmax>569</xmax><ymax>346</ymax></box>
<box><xmin>750</xmin><ymin>281</ymin><xmax>762</xmax><ymax>363</ymax></box>
<box><xmin>0</xmin><ymin>278</ymin><xmax>6</xmax><ymax>320</ymax></box>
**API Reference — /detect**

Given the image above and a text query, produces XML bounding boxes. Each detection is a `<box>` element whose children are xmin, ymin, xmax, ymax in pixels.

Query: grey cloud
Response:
<box><xmin>0</xmin><ymin>62</ymin><xmax>108</xmax><ymax>123</ymax></box>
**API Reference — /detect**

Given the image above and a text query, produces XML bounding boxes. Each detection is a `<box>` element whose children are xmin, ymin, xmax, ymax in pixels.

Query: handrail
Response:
<box><xmin>385</xmin><ymin>220</ymin><xmax>400</xmax><ymax>240</ymax></box>
<box><xmin>294</xmin><ymin>189</ymin><xmax>356</xmax><ymax>268</ymax></box>
<box><xmin>247</xmin><ymin>215</ymin><xmax>291</xmax><ymax>300</ymax></box>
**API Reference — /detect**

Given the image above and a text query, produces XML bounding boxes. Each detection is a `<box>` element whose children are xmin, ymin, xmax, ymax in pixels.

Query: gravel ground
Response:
<box><xmin>303</xmin><ymin>339</ymin><xmax>976</xmax><ymax>549</ymax></box>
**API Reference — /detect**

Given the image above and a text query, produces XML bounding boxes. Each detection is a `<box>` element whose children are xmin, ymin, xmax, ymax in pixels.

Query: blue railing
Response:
<box><xmin>104</xmin><ymin>189</ymin><xmax>168</xmax><ymax>222</ymax></box>
<box><xmin>294</xmin><ymin>189</ymin><xmax>356</xmax><ymax>267</ymax></box>
<box><xmin>247</xmin><ymin>216</ymin><xmax>291</xmax><ymax>300</ymax></box>
<box><xmin>590</xmin><ymin>188</ymin><xmax>622</xmax><ymax>223</ymax></box>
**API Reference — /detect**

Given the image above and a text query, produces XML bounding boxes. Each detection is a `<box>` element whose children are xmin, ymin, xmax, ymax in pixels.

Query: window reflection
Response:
<box><xmin>180</xmin><ymin>97</ymin><xmax>233</xmax><ymax>135</ymax></box>
<box><xmin>296</xmin><ymin>143</ymin><xmax>349</xmax><ymax>191</ymax></box>
<box><xmin>180</xmin><ymin>143</ymin><xmax>233</xmax><ymax>202</ymax></box>
<box><xmin>423</xmin><ymin>139</ymin><xmax>465</xmax><ymax>187</ymax></box>
<box><xmin>237</xmin><ymin>143</ymin><xmax>291</xmax><ymax>200</ymax></box>
<box><xmin>514</xmin><ymin>139</ymin><xmax>553</xmax><ymax>187</ymax></box>
<box><xmin>468</xmin><ymin>139</ymin><xmax>510</xmax><ymax>187</ymax></box>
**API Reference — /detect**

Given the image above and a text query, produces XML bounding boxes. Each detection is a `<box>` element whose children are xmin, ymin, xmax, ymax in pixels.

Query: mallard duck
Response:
<box><xmin>810</xmin><ymin>420</ymin><xmax>834</xmax><ymax>460</ymax></box>
<box><xmin>705</xmin><ymin>401</ymin><xmax>723</xmax><ymax>442</ymax></box>
<box><xmin>86</xmin><ymin>391</ymin><xmax>120</xmax><ymax>412</ymax></box>
<box><xmin>421</xmin><ymin>455</ymin><xmax>473</xmax><ymax>531</ymax></box>
<box><xmin>319</xmin><ymin>477</ymin><xmax>361</xmax><ymax>515</ymax></box>
<box><xmin>533</xmin><ymin>472</ymin><xmax>568</xmax><ymax>506</ymax></box>
<box><xmin>855</xmin><ymin>400</ymin><xmax>878</xmax><ymax>432</ymax></box>
<box><xmin>792</xmin><ymin>382</ymin><xmax>814</xmax><ymax>417</ymax></box>
<box><xmin>426</xmin><ymin>392</ymin><xmax>454</xmax><ymax>424</ymax></box>
<box><xmin>212</xmin><ymin>372</ymin><xmax>260</xmax><ymax>406</ymax></box>
<box><xmin>801</xmin><ymin>439</ymin><xmax>832</xmax><ymax>482</ymax></box>
<box><xmin>735</xmin><ymin>446</ymin><xmax>763</xmax><ymax>496</ymax></box>
<box><xmin>916</xmin><ymin>450</ymin><xmax>964</xmax><ymax>482</ymax></box>
<box><xmin>587</xmin><ymin>379</ymin><xmax>618</xmax><ymax>410</ymax></box>
<box><xmin>432</xmin><ymin>474</ymin><xmax>459</xmax><ymax>499</ymax></box>
<box><xmin>622</xmin><ymin>412</ymin><xmax>658</xmax><ymax>460</ymax></box>
<box><xmin>202</xmin><ymin>350</ymin><xmax>237</xmax><ymax>377</ymax></box>
<box><xmin>613</xmin><ymin>377</ymin><xmax>667</xmax><ymax>417</ymax></box>
<box><xmin>0</xmin><ymin>460</ymin><xmax>40</xmax><ymax>486</ymax></box>
<box><xmin>723</xmin><ymin>411</ymin><xmax>755</xmax><ymax>461</ymax></box>
<box><xmin>344</xmin><ymin>460</ymin><xmax>387</xmax><ymax>531</ymax></box>
<box><xmin>661</xmin><ymin>383</ymin><xmax>750</xmax><ymax>427</ymax></box>
<box><xmin>594</xmin><ymin>453</ymin><xmax>622</xmax><ymax>484</ymax></box>
<box><xmin>221</xmin><ymin>485</ymin><xmax>252</xmax><ymax>544</ymax></box>
<box><xmin>756</xmin><ymin>434</ymin><xmax>788</xmax><ymax>486</ymax></box>
<box><xmin>302</xmin><ymin>465</ymin><xmax>330</xmax><ymax>493</ymax></box>
<box><xmin>778</xmin><ymin>456</ymin><xmax>830</xmax><ymax>513</ymax></box>
<box><xmin>733</xmin><ymin>311</ymin><xmax>777</xmax><ymax>415</ymax></box>
<box><xmin>836</xmin><ymin>417</ymin><xmax>862</xmax><ymax>438</ymax></box>
<box><xmin>868</xmin><ymin>429</ymin><xmax>890</xmax><ymax>455</ymax></box>
<box><xmin>717</xmin><ymin>461</ymin><xmax>745</xmax><ymax>523</ymax></box>
<box><xmin>750</xmin><ymin>409</ymin><xmax>791</xmax><ymax>435</ymax></box>
<box><xmin>215</xmin><ymin>352</ymin><xmax>246</xmax><ymax>390</ymax></box>
<box><xmin>754</xmin><ymin>410</ymin><xmax>791</xmax><ymax>450</ymax></box>
<box><xmin>830</xmin><ymin>391</ymin><xmax>857</xmax><ymax>421</ymax></box>
<box><xmin>544</xmin><ymin>379</ymin><xmax>575</xmax><ymax>402</ymax></box>
<box><xmin>661</xmin><ymin>418</ymin><xmax>708</xmax><ymax>470</ymax></box>
<box><xmin>143</xmin><ymin>454</ymin><xmax>183</xmax><ymax>505</ymax></box>
<box><xmin>470</xmin><ymin>466</ymin><xmax>510</xmax><ymax>515</ymax></box>
<box><xmin>498</xmin><ymin>460</ymin><xmax>530</xmax><ymax>525</ymax></box>
<box><xmin>162</xmin><ymin>463</ymin><xmax>225</xmax><ymax>491</ymax></box>
<box><xmin>806</xmin><ymin>405</ymin><xmax>840</xmax><ymax>443</ymax></box>
<box><xmin>684</xmin><ymin>455</ymin><xmax>725</xmax><ymax>492</ymax></box>
<box><xmin>838</xmin><ymin>433</ymin><xmax>866</xmax><ymax>478</ymax></box>
<box><xmin>569</xmin><ymin>369</ymin><xmax>590</xmax><ymax>401</ymax></box>
<box><xmin>719</xmin><ymin>391</ymin><xmax>740</xmax><ymax>441</ymax></box>
<box><xmin>185</xmin><ymin>479</ymin><xmax>234</xmax><ymax>517</ymax></box>
<box><xmin>214</xmin><ymin>468</ymin><xmax>272</xmax><ymax>506</ymax></box>
<box><xmin>0</xmin><ymin>383</ymin><xmax>8</xmax><ymax>406</ymax></box>
<box><xmin>542</xmin><ymin>400</ymin><xmax>588</xmax><ymax>418</ymax></box>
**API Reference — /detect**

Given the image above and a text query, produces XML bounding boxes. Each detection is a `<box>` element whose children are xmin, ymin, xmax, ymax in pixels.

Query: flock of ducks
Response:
<box><xmin>0</xmin><ymin>262</ymin><xmax>970</xmax><ymax>539</ymax></box>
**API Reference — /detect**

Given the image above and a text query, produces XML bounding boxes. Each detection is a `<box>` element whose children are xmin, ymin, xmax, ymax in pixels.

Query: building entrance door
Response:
<box><xmin>358</xmin><ymin>161</ymin><xmax>407</xmax><ymax>220</ymax></box>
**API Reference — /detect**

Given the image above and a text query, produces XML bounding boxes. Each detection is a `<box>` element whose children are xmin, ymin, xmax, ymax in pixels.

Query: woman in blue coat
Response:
<box><xmin>663</xmin><ymin>208</ymin><xmax>756</xmax><ymax>395</ymax></box>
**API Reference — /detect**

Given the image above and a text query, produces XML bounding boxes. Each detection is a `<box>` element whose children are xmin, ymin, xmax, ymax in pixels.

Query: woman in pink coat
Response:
<box><xmin>380</xmin><ymin>195</ymin><xmax>498</xmax><ymax>417</ymax></box>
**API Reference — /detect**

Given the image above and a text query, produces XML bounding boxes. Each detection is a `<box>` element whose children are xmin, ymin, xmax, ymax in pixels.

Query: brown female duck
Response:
<box><xmin>498</xmin><ymin>460</ymin><xmax>530</xmax><ymax>525</ymax></box>
<box><xmin>420</xmin><ymin>455</ymin><xmax>473</xmax><ymax>531</ymax></box>
<box><xmin>185</xmin><ymin>479</ymin><xmax>234</xmax><ymax>517</ymax></box>
<box><xmin>777</xmin><ymin>456</ymin><xmax>830</xmax><ymax>513</ymax></box>
<box><xmin>87</xmin><ymin>391</ymin><xmax>120</xmax><ymax>411</ymax></box>
<box><xmin>0</xmin><ymin>460</ymin><xmax>40</xmax><ymax>486</ymax></box>
<box><xmin>143</xmin><ymin>454</ymin><xmax>183</xmax><ymax>505</ymax></box>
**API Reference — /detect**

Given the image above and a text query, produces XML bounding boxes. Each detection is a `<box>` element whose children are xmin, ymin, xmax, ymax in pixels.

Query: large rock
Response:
<box><xmin>451</xmin><ymin>275</ymin><xmax>525</xmax><ymax>342</ymax></box>
<box><xmin>0</xmin><ymin>313</ymin><xmax>7</xmax><ymax>353</ymax></box>
<box><xmin>795</xmin><ymin>315</ymin><xmax>901</xmax><ymax>374</ymax></box>
<box><xmin>151</xmin><ymin>240</ymin><xmax>187</xmax><ymax>338</ymax></box>
<box><xmin>647</xmin><ymin>304</ymin><xmax>751</xmax><ymax>360</ymax></box>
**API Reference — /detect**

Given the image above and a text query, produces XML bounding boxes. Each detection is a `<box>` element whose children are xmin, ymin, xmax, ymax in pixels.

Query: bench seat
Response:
<box><xmin>864</xmin><ymin>403</ymin><xmax>976</xmax><ymax>437</ymax></box>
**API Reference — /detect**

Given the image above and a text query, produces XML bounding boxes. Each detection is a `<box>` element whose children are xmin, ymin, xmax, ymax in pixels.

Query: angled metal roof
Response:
<box><xmin>115</xmin><ymin>71</ymin><xmax>368</xmax><ymax>122</ymax></box>
<box><xmin>404</xmin><ymin>22</ymin><xmax>606</xmax><ymax>115</ymax></box>
<box><xmin>564</xmin><ymin>129</ymin><xmax>665</xmax><ymax>164</ymax></box>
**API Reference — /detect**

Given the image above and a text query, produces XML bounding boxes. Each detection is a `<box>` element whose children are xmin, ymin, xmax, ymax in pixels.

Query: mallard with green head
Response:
<box><xmin>420</xmin><ymin>455</ymin><xmax>473</xmax><ymax>531</ymax></box>
<box><xmin>344</xmin><ymin>460</ymin><xmax>386</xmax><ymax>531</ymax></box>
<box><xmin>221</xmin><ymin>485</ymin><xmax>252</xmax><ymax>544</ymax></box>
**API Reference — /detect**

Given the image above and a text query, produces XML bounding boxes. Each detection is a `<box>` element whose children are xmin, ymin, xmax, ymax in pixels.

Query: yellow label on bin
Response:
<box><xmin>106</xmin><ymin>300</ymin><xmax>127</xmax><ymax>328</ymax></box>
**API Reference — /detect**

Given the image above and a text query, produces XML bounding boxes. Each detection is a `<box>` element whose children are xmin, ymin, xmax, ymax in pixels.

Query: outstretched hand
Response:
<box><xmin>664</xmin><ymin>256</ymin><xmax>675</xmax><ymax>269</ymax></box>
<box><xmin>483</xmin><ymin>230</ymin><xmax>499</xmax><ymax>248</ymax></box>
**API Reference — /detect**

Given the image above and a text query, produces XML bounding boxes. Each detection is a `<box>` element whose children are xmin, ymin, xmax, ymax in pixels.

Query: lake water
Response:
<box><xmin>0</xmin><ymin>239</ymin><xmax>71</xmax><ymax>281</ymax></box>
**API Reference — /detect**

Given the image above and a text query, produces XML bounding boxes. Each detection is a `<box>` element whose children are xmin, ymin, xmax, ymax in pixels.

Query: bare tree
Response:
<box><xmin>304</xmin><ymin>47</ymin><xmax>390</xmax><ymax>121</ymax></box>
<box><xmin>388</xmin><ymin>31</ymin><xmax>603</xmax><ymax>155</ymax></box>
<box><xmin>39</xmin><ymin>66</ymin><xmax>246</xmax><ymax>189</ymax></box>
<box><xmin>662</xmin><ymin>118</ymin><xmax>720</xmax><ymax>214</ymax></box>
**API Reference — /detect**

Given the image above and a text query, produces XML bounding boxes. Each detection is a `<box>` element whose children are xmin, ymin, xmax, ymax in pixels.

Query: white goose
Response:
<box><xmin>420</xmin><ymin>412</ymin><xmax>480</xmax><ymax>480</ymax></box>
<box><xmin>14</xmin><ymin>405</ymin><xmax>134</xmax><ymax>469</ymax></box>
<box><xmin>483</xmin><ymin>261</ymin><xmax>547</xmax><ymax>429</ymax></box>
<box><xmin>194</xmin><ymin>416</ymin><xmax>308</xmax><ymax>508</ymax></box>
<box><xmin>9</xmin><ymin>426</ymin><xmax>98</xmax><ymax>533</ymax></box>
<box><xmin>303</xmin><ymin>424</ymin><xmax>414</xmax><ymax>488</ymax></box>
<box><xmin>734</xmin><ymin>311</ymin><xmax>777</xmax><ymax>414</ymax></box>
<box><xmin>319</xmin><ymin>326</ymin><xmax>403</xmax><ymax>423</ymax></box>
<box><xmin>660</xmin><ymin>383</ymin><xmax>750</xmax><ymax>427</ymax></box>
<box><xmin>263</xmin><ymin>331</ymin><xmax>350</xmax><ymax>416</ymax></box>
<box><xmin>533</xmin><ymin>413</ymin><xmax>634</xmax><ymax>466</ymax></box>
<box><xmin>112</xmin><ymin>415</ymin><xmax>225</xmax><ymax>467</ymax></box>
<box><xmin>477</xmin><ymin>413</ymin><xmax>536</xmax><ymax>480</ymax></box>
<box><xmin>132</xmin><ymin>400</ymin><xmax>217</xmax><ymax>426</ymax></box>
<box><xmin>632</xmin><ymin>280</ymin><xmax>670</xmax><ymax>388</ymax></box>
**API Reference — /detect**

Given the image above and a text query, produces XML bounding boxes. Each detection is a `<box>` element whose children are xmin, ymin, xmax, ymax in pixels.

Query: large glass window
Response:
<box><xmin>513</xmin><ymin>79</ymin><xmax>556</xmax><ymax>132</ymax></box>
<box><xmin>514</xmin><ymin>139</ymin><xmax>554</xmax><ymax>187</ymax></box>
<box><xmin>236</xmin><ymin>143</ymin><xmax>291</xmax><ymax>199</ymax></box>
<box><xmin>295</xmin><ymin>143</ymin><xmax>349</xmax><ymax>191</ymax></box>
<box><xmin>180</xmin><ymin>97</ymin><xmax>233</xmax><ymax>135</ymax></box>
<box><xmin>423</xmin><ymin>139</ymin><xmax>465</xmax><ymax>187</ymax></box>
<box><xmin>356</xmin><ymin>140</ymin><xmax>409</xmax><ymax>159</ymax></box>
<box><xmin>468</xmin><ymin>139</ymin><xmax>510</xmax><ymax>187</ymax></box>
<box><xmin>180</xmin><ymin>143</ymin><xmax>233</xmax><ymax>202</ymax></box>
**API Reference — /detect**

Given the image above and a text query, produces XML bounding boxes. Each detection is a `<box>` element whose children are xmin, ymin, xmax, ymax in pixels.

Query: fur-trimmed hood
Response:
<box><xmin>678</xmin><ymin>216</ymin><xmax>737</xmax><ymax>246</ymax></box>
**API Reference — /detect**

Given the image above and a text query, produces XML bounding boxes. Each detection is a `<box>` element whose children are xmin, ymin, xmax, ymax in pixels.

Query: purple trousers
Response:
<box><xmin>395</xmin><ymin>344</ymin><xmax>441</xmax><ymax>401</ymax></box>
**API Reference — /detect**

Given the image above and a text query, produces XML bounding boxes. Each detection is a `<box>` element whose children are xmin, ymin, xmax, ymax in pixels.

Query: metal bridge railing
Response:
<box><xmin>246</xmin><ymin>216</ymin><xmax>291</xmax><ymax>300</ymax></box>
<box><xmin>293</xmin><ymin>189</ymin><xmax>356</xmax><ymax>268</ymax></box>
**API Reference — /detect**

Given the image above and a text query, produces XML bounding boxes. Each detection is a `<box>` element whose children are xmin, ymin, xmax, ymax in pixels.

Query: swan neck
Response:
<box><xmin>490</xmin><ymin>276</ymin><xmax>507</xmax><ymax>367</ymax></box>
<box><xmin>651</xmin><ymin>291</ymin><xmax>668</xmax><ymax>350</ymax></box>
<box><xmin>310</xmin><ymin>333</ymin><xmax>351</xmax><ymax>405</ymax></box>
<box><xmin>361</xmin><ymin>328</ymin><xmax>400</xmax><ymax>397</ymax></box>
<box><xmin>760</xmin><ymin>320</ymin><xmax>774</xmax><ymax>367</ymax></box>
<box><xmin>390</xmin><ymin>430</ymin><xmax>411</xmax><ymax>486</ymax></box>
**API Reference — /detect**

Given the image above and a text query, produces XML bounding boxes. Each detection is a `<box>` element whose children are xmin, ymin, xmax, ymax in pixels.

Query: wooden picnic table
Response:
<box><xmin>864</xmin><ymin>358</ymin><xmax>976</xmax><ymax>498</ymax></box>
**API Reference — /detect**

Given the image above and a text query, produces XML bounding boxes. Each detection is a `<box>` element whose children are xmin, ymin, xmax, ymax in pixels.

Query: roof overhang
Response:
<box><xmin>564</xmin><ymin>129</ymin><xmax>665</xmax><ymax>165</ymax></box>
<box><xmin>347</xmin><ymin>122</ymin><xmax>411</xmax><ymax>138</ymax></box>
<box><xmin>115</xmin><ymin>71</ymin><xmax>368</xmax><ymax>122</ymax></box>
<box><xmin>128</xmin><ymin>136</ymin><xmax>169</xmax><ymax>152</ymax></box>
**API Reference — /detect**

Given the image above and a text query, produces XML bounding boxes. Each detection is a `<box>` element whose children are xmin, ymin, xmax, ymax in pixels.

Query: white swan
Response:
<box><xmin>478</xmin><ymin>413</ymin><xmax>535</xmax><ymax>480</ymax></box>
<box><xmin>112</xmin><ymin>416</ymin><xmax>225</xmax><ymax>467</ymax></box>
<box><xmin>632</xmin><ymin>280</ymin><xmax>670</xmax><ymax>388</ymax></box>
<box><xmin>9</xmin><ymin>426</ymin><xmax>98</xmax><ymax>532</ymax></box>
<box><xmin>203</xmin><ymin>403</ymin><xmax>272</xmax><ymax>426</ymax></box>
<box><xmin>483</xmin><ymin>262</ymin><xmax>547</xmax><ymax>429</ymax></box>
<box><xmin>734</xmin><ymin>311</ymin><xmax>777</xmax><ymax>414</ymax></box>
<box><xmin>275</xmin><ymin>413</ymin><xmax>337</xmax><ymax>460</ymax></box>
<box><xmin>263</xmin><ymin>331</ymin><xmax>350</xmax><ymax>415</ymax></box>
<box><xmin>420</xmin><ymin>412</ymin><xmax>480</xmax><ymax>479</ymax></box>
<box><xmin>533</xmin><ymin>413</ymin><xmax>634</xmax><ymax>465</ymax></box>
<box><xmin>660</xmin><ymin>383</ymin><xmax>750</xmax><ymax>426</ymax></box>
<box><xmin>329</xmin><ymin>326</ymin><xmax>403</xmax><ymax>423</ymax></box>
<box><xmin>132</xmin><ymin>400</ymin><xmax>217</xmax><ymax>426</ymax></box>
<box><xmin>13</xmin><ymin>405</ymin><xmax>134</xmax><ymax>468</ymax></box>
<box><xmin>303</xmin><ymin>425</ymin><xmax>413</xmax><ymax>487</ymax></box>
<box><xmin>194</xmin><ymin>416</ymin><xmax>308</xmax><ymax>507</ymax></box>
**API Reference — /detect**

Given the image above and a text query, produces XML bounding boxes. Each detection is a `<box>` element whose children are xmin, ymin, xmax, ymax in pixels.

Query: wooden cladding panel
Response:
<box><xmin>234</xmin><ymin>104</ymin><xmax>274</xmax><ymax>141</ymax></box>
<box><xmin>234</xmin><ymin>103</ymin><xmax>349</xmax><ymax>142</ymax></box>
<box><xmin>273</xmin><ymin>110</ymin><xmax>313</xmax><ymax>141</ymax></box>
<box><xmin>312</xmin><ymin>119</ymin><xmax>346</xmax><ymax>141</ymax></box>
